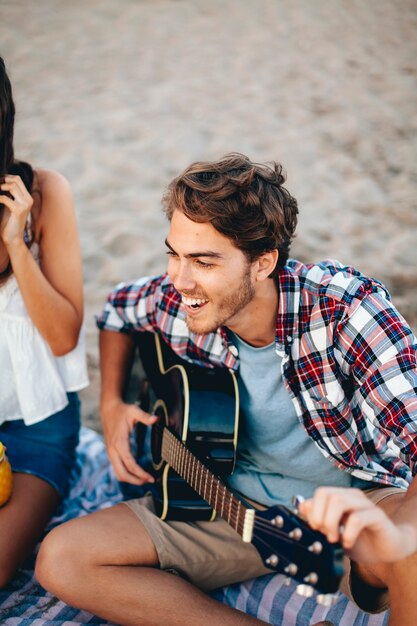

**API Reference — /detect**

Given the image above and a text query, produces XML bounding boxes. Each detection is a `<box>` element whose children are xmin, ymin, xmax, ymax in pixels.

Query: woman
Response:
<box><xmin>0</xmin><ymin>57</ymin><xmax>88</xmax><ymax>587</ymax></box>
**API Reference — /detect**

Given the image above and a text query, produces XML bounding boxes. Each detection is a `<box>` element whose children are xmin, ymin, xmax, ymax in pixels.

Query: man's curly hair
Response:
<box><xmin>162</xmin><ymin>153</ymin><xmax>298</xmax><ymax>276</ymax></box>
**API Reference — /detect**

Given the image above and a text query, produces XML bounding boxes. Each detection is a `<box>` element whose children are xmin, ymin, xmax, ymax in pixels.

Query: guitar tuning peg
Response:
<box><xmin>316</xmin><ymin>593</ymin><xmax>340</xmax><ymax>607</ymax></box>
<box><xmin>296</xmin><ymin>583</ymin><xmax>315</xmax><ymax>598</ymax></box>
<box><xmin>289</xmin><ymin>528</ymin><xmax>303</xmax><ymax>540</ymax></box>
<box><xmin>308</xmin><ymin>541</ymin><xmax>323</xmax><ymax>554</ymax></box>
<box><xmin>303</xmin><ymin>572</ymin><xmax>318</xmax><ymax>585</ymax></box>
<box><xmin>291</xmin><ymin>494</ymin><xmax>305</xmax><ymax>512</ymax></box>
<box><xmin>265</xmin><ymin>554</ymin><xmax>279</xmax><ymax>567</ymax></box>
<box><xmin>284</xmin><ymin>563</ymin><xmax>298</xmax><ymax>576</ymax></box>
<box><xmin>271</xmin><ymin>515</ymin><xmax>284</xmax><ymax>528</ymax></box>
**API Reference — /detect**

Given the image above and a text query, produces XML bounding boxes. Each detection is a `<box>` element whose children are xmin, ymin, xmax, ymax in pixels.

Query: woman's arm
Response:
<box><xmin>0</xmin><ymin>170</ymin><xmax>83</xmax><ymax>355</ymax></box>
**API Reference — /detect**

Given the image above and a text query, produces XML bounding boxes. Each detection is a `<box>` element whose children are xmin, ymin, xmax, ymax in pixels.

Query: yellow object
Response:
<box><xmin>0</xmin><ymin>441</ymin><xmax>13</xmax><ymax>506</ymax></box>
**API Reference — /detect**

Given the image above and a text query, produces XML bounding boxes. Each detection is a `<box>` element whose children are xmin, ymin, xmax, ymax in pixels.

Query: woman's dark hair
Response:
<box><xmin>0</xmin><ymin>57</ymin><xmax>34</xmax><ymax>190</ymax></box>
<box><xmin>163</xmin><ymin>153</ymin><xmax>298</xmax><ymax>276</ymax></box>
<box><xmin>0</xmin><ymin>56</ymin><xmax>35</xmax><ymax>279</ymax></box>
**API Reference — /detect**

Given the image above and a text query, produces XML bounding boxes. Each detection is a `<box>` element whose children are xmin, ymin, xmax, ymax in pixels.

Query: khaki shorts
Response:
<box><xmin>124</xmin><ymin>486</ymin><xmax>405</xmax><ymax>612</ymax></box>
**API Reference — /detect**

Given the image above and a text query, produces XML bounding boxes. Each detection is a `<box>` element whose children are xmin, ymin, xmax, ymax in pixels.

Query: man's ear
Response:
<box><xmin>255</xmin><ymin>250</ymin><xmax>279</xmax><ymax>281</ymax></box>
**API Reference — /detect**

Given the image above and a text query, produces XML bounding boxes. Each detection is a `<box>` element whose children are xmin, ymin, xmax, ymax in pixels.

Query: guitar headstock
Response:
<box><xmin>252</xmin><ymin>504</ymin><xmax>344</xmax><ymax>594</ymax></box>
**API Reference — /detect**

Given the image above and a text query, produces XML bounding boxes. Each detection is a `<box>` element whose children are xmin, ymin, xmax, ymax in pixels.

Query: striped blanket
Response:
<box><xmin>0</xmin><ymin>428</ymin><xmax>389</xmax><ymax>626</ymax></box>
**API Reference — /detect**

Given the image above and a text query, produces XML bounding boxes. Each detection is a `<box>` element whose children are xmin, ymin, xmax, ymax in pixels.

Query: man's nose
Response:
<box><xmin>170</xmin><ymin>262</ymin><xmax>196</xmax><ymax>292</ymax></box>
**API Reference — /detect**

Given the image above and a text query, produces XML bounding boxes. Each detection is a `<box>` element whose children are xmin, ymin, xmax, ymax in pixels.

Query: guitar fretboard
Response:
<box><xmin>161</xmin><ymin>428</ymin><xmax>254</xmax><ymax>542</ymax></box>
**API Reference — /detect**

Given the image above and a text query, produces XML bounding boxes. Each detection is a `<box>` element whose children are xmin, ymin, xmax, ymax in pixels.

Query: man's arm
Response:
<box><xmin>99</xmin><ymin>329</ymin><xmax>157</xmax><ymax>485</ymax></box>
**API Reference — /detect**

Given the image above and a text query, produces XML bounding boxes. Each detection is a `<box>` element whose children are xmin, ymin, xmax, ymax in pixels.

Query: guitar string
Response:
<box><xmin>251</xmin><ymin>534</ymin><xmax>293</xmax><ymax>568</ymax></box>
<box><xmin>252</xmin><ymin>534</ymin><xmax>327</xmax><ymax>587</ymax></box>
<box><xmin>253</xmin><ymin>516</ymin><xmax>303</xmax><ymax>530</ymax></box>
<box><xmin>252</xmin><ymin>521</ymin><xmax>317</xmax><ymax>550</ymax></box>
<box><xmin>154</xmin><ymin>377</ymin><xmax>305</xmax><ymax>533</ymax></box>
<box><xmin>164</xmin><ymin>435</ymin><xmax>282</xmax><ymax>530</ymax></box>
<box><xmin>164</xmin><ymin>447</ymin><xmax>327</xmax><ymax>578</ymax></box>
<box><xmin>252</xmin><ymin>522</ymin><xmax>335</xmax><ymax>577</ymax></box>
<box><xmin>252</xmin><ymin>525</ymin><xmax>330</xmax><ymax>567</ymax></box>
<box><xmin>162</xmin><ymin>431</ymin><xmax>324</xmax><ymax>548</ymax></box>
<box><xmin>162</xmin><ymin>460</ymin><xmax>308</xmax><ymax>544</ymax></box>
<box><xmin>161</xmin><ymin>435</ymin><xmax>332</xmax><ymax>580</ymax></box>
<box><xmin>162</xmin><ymin>431</ymin><xmax>311</xmax><ymax>538</ymax></box>
<box><xmin>162</xmin><ymin>441</ymin><xmax>326</xmax><ymax>583</ymax></box>
<box><xmin>162</xmin><ymin>433</ymin><xmax>247</xmax><ymax>528</ymax></box>
<box><xmin>158</xmin><ymin>426</ymin><xmax>333</xmax><ymax>585</ymax></box>
<box><xmin>253</xmin><ymin>520</ymin><xmax>316</xmax><ymax>548</ymax></box>
<box><xmin>253</xmin><ymin>529</ymin><xmax>332</xmax><ymax>586</ymax></box>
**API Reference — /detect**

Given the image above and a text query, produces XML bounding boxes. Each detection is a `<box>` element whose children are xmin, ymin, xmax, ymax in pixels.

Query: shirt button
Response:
<box><xmin>229</xmin><ymin>345</ymin><xmax>238</xmax><ymax>357</ymax></box>
<box><xmin>286</xmin><ymin>335</ymin><xmax>293</xmax><ymax>343</ymax></box>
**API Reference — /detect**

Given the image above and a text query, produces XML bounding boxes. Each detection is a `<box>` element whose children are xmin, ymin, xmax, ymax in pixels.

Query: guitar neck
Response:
<box><xmin>162</xmin><ymin>428</ymin><xmax>254</xmax><ymax>542</ymax></box>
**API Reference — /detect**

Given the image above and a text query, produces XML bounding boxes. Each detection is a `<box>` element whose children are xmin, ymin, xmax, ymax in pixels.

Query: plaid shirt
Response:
<box><xmin>97</xmin><ymin>259</ymin><xmax>417</xmax><ymax>489</ymax></box>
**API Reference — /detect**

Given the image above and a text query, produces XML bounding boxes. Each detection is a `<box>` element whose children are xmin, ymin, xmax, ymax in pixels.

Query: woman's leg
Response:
<box><xmin>0</xmin><ymin>472</ymin><xmax>60</xmax><ymax>588</ymax></box>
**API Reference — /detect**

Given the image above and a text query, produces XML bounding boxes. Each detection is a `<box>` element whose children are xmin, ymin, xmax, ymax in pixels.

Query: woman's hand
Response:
<box><xmin>0</xmin><ymin>174</ymin><xmax>33</xmax><ymax>248</ymax></box>
<box><xmin>0</xmin><ymin>170</ymin><xmax>83</xmax><ymax>355</ymax></box>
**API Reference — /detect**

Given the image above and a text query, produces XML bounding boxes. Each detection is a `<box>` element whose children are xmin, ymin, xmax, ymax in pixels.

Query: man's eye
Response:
<box><xmin>166</xmin><ymin>251</ymin><xmax>178</xmax><ymax>258</ymax></box>
<box><xmin>195</xmin><ymin>260</ymin><xmax>213</xmax><ymax>268</ymax></box>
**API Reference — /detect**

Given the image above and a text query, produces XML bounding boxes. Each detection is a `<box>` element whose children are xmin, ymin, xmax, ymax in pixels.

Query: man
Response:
<box><xmin>36</xmin><ymin>154</ymin><xmax>417</xmax><ymax>626</ymax></box>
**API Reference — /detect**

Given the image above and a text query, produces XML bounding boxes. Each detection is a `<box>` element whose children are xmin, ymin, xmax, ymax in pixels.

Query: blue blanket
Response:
<box><xmin>0</xmin><ymin>428</ymin><xmax>389</xmax><ymax>625</ymax></box>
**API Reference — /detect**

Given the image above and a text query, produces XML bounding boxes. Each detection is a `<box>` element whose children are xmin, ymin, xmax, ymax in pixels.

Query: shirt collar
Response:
<box><xmin>218</xmin><ymin>265</ymin><xmax>301</xmax><ymax>363</ymax></box>
<box><xmin>275</xmin><ymin>265</ymin><xmax>300</xmax><ymax>352</ymax></box>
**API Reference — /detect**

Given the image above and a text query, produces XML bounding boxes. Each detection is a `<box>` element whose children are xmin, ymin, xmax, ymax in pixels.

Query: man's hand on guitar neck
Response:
<box><xmin>101</xmin><ymin>398</ymin><xmax>157</xmax><ymax>485</ymax></box>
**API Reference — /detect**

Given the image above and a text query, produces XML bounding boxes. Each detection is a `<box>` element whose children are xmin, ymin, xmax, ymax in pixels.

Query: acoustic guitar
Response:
<box><xmin>136</xmin><ymin>333</ymin><xmax>344</xmax><ymax>596</ymax></box>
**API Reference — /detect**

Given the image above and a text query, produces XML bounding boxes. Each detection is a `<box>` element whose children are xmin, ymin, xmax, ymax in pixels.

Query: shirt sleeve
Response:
<box><xmin>335</xmin><ymin>287</ymin><xmax>417</xmax><ymax>476</ymax></box>
<box><xmin>96</xmin><ymin>274</ymin><xmax>171</xmax><ymax>334</ymax></box>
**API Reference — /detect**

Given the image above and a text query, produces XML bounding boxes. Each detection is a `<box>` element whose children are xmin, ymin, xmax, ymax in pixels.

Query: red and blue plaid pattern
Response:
<box><xmin>97</xmin><ymin>259</ymin><xmax>417</xmax><ymax>488</ymax></box>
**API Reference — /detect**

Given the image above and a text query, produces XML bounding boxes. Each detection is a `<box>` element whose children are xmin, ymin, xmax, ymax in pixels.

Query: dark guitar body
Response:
<box><xmin>136</xmin><ymin>332</ymin><xmax>239</xmax><ymax>521</ymax></box>
<box><xmin>135</xmin><ymin>333</ymin><xmax>345</xmax><ymax>594</ymax></box>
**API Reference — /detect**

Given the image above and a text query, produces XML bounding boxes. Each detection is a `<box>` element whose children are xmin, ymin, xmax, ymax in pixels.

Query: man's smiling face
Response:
<box><xmin>166</xmin><ymin>210</ymin><xmax>256</xmax><ymax>335</ymax></box>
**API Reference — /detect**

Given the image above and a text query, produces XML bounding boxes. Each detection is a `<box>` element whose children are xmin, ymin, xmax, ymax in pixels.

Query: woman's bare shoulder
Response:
<box><xmin>35</xmin><ymin>168</ymin><xmax>72</xmax><ymax>197</ymax></box>
<box><xmin>33</xmin><ymin>169</ymin><xmax>76</xmax><ymax>236</ymax></box>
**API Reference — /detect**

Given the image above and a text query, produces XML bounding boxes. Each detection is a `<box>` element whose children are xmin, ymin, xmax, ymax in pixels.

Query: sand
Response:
<box><xmin>1</xmin><ymin>0</ymin><xmax>416</xmax><ymax>429</ymax></box>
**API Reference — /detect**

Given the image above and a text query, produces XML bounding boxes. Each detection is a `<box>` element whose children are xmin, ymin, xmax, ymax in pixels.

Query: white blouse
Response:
<box><xmin>0</xmin><ymin>244</ymin><xmax>89</xmax><ymax>425</ymax></box>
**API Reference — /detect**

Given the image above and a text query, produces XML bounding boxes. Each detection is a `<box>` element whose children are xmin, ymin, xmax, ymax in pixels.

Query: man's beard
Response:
<box><xmin>185</xmin><ymin>271</ymin><xmax>255</xmax><ymax>335</ymax></box>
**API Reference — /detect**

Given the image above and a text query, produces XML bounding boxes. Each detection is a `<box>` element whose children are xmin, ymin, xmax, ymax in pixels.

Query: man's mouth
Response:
<box><xmin>181</xmin><ymin>296</ymin><xmax>209</xmax><ymax>310</ymax></box>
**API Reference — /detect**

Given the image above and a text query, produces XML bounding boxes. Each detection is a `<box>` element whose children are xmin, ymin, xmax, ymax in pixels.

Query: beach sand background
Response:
<box><xmin>1</xmin><ymin>0</ymin><xmax>416</xmax><ymax>431</ymax></box>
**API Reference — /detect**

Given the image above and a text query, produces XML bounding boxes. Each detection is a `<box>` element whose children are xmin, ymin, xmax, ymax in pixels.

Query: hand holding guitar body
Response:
<box><xmin>99</xmin><ymin>329</ymin><xmax>157</xmax><ymax>485</ymax></box>
<box><xmin>101</xmin><ymin>398</ymin><xmax>156</xmax><ymax>485</ymax></box>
